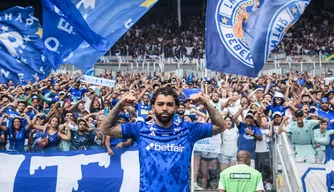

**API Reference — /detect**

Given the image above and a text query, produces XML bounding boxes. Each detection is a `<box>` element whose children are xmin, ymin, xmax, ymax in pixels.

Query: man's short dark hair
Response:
<box><xmin>77</xmin><ymin>119</ymin><xmax>87</xmax><ymax>125</ymax></box>
<box><xmin>320</xmin><ymin>119</ymin><xmax>328</xmax><ymax>125</ymax></box>
<box><xmin>18</xmin><ymin>101</ymin><xmax>27</xmax><ymax>106</ymax></box>
<box><xmin>151</xmin><ymin>87</ymin><xmax>180</xmax><ymax>106</ymax></box>
<box><xmin>0</xmin><ymin>95</ymin><xmax>9</xmax><ymax>101</ymax></box>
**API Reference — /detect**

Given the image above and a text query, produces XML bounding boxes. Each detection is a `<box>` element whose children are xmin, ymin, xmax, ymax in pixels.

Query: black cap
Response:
<box><xmin>295</xmin><ymin>110</ymin><xmax>304</xmax><ymax>117</ymax></box>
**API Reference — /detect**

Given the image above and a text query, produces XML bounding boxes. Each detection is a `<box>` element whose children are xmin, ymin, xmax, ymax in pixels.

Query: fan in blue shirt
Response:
<box><xmin>69</xmin><ymin>81</ymin><xmax>88</xmax><ymax>100</ymax></box>
<box><xmin>232</xmin><ymin>106</ymin><xmax>263</xmax><ymax>159</ymax></box>
<box><xmin>135</xmin><ymin>94</ymin><xmax>152</xmax><ymax>119</ymax></box>
<box><xmin>99</xmin><ymin>87</ymin><xmax>226</xmax><ymax>192</ymax></box>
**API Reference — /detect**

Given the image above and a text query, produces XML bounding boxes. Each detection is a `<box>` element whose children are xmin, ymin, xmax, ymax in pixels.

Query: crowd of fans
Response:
<box><xmin>109</xmin><ymin>9</ymin><xmax>334</xmax><ymax>61</ymax></box>
<box><xmin>0</xmin><ymin>68</ymin><xmax>333</xmax><ymax>191</ymax></box>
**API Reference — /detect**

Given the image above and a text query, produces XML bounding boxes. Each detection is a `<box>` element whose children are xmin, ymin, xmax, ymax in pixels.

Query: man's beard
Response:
<box><xmin>155</xmin><ymin>111</ymin><xmax>174</xmax><ymax>124</ymax></box>
<box><xmin>178</xmin><ymin>110</ymin><xmax>185</xmax><ymax>115</ymax></box>
<box><xmin>212</xmin><ymin>99</ymin><xmax>219</xmax><ymax>103</ymax></box>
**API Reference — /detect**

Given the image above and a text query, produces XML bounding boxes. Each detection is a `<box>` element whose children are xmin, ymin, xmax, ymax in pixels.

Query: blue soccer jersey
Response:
<box><xmin>237</xmin><ymin>122</ymin><xmax>262</xmax><ymax>159</ymax></box>
<box><xmin>121</xmin><ymin>121</ymin><xmax>212</xmax><ymax>192</ymax></box>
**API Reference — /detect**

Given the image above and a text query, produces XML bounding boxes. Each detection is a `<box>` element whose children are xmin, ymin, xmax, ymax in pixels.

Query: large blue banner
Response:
<box><xmin>0</xmin><ymin>7</ymin><xmax>52</xmax><ymax>85</ymax></box>
<box><xmin>0</xmin><ymin>0</ymin><xmax>158</xmax><ymax>84</ymax></box>
<box><xmin>206</xmin><ymin>0</ymin><xmax>310</xmax><ymax>77</ymax></box>
<box><xmin>0</xmin><ymin>147</ymin><xmax>139</xmax><ymax>192</ymax></box>
<box><xmin>46</xmin><ymin>0</ymin><xmax>159</xmax><ymax>72</ymax></box>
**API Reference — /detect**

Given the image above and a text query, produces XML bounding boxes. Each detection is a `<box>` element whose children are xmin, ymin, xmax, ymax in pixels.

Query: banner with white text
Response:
<box><xmin>0</xmin><ymin>147</ymin><xmax>139</xmax><ymax>192</ymax></box>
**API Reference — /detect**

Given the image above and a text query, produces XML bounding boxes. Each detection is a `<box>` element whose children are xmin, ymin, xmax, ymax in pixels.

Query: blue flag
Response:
<box><xmin>206</xmin><ymin>0</ymin><xmax>310</xmax><ymax>77</ymax></box>
<box><xmin>43</xmin><ymin>0</ymin><xmax>159</xmax><ymax>72</ymax></box>
<box><xmin>41</xmin><ymin>0</ymin><xmax>111</xmax><ymax>69</ymax></box>
<box><xmin>186</xmin><ymin>72</ymin><xmax>194</xmax><ymax>84</ymax></box>
<box><xmin>84</xmin><ymin>68</ymin><xmax>95</xmax><ymax>76</ymax></box>
<box><xmin>0</xmin><ymin>7</ymin><xmax>52</xmax><ymax>85</ymax></box>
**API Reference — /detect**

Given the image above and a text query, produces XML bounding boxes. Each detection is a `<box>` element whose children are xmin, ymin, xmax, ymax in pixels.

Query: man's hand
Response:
<box><xmin>115</xmin><ymin>142</ymin><xmax>123</xmax><ymax>149</ymax></box>
<box><xmin>190</xmin><ymin>92</ymin><xmax>209</xmax><ymax>105</ymax></box>
<box><xmin>245</xmin><ymin>128</ymin><xmax>253</xmax><ymax>135</ymax></box>
<box><xmin>107</xmin><ymin>148</ymin><xmax>115</xmax><ymax>156</ymax></box>
<box><xmin>119</xmin><ymin>93</ymin><xmax>137</xmax><ymax>107</ymax></box>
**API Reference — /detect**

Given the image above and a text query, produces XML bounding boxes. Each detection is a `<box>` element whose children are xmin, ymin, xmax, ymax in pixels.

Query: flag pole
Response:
<box><xmin>58</xmin><ymin>74</ymin><xmax>84</xmax><ymax>102</ymax></box>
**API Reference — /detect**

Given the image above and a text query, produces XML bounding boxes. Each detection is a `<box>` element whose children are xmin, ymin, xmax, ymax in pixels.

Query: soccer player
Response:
<box><xmin>100</xmin><ymin>87</ymin><xmax>225</xmax><ymax>191</ymax></box>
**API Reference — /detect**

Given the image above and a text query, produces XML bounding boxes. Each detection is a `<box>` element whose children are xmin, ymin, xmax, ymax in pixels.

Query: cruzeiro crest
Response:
<box><xmin>264</xmin><ymin>0</ymin><xmax>309</xmax><ymax>62</ymax></box>
<box><xmin>215</xmin><ymin>0</ymin><xmax>259</xmax><ymax>68</ymax></box>
<box><xmin>216</xmin><ymin>0</ymin><xmax>309</xmax><ymax>67</ymax></box>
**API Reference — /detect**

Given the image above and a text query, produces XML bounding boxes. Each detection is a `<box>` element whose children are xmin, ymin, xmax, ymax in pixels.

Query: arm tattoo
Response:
<box><xmin>203</xmin><ymin>101</ymin><xmax>225</xmax><ymax>135</ymax></box>
<box><xmin>100</xmin><ymin>103</ymin><xmax>123</xmax><ymax>138</ymax></box>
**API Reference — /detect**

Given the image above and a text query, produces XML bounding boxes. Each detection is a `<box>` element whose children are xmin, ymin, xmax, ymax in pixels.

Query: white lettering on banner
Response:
<box><xmin>0</xmin><ymin>153</ymin><xmax>25</xmax><ymax>192</ymax></box>
<box><xmin>76</xmin><ymin>0</ymin><xmax>96</xmax><ymax>10</ymax></box>
<box><xmin>120</xmin><ymin>151</ymin><xmax>140</xmax><ymax>192</ymax></box>
<box><xmin>0</xmin><ymin>151</ymin><xmax>140</xmax><ymax>192</ymax></box>
<box><xmin>30</xmin><ymin>153</ymin><xmax>110</xmax><ymax>192</ymax></box>
<box><xmin>194</xmin><ymin>134</ymin><xmax>221</xmax><ymax>153</ymax></box>
<box><xmin>15</xmin><ymin>13</ymin><xmax>23</xmax><ymax>23</ymax></box>
<box><xmin>18</xmin><ymin>73</ymin><xmax>24</xmax><ymax>83</ymax></box>
<box><xmin>25</xmin><ymin>18</ymin><xmax>33</xmax><ymax>27</ymax></box>
<box><xmin>39</xmin><ymin>66</ymin><xmax>45</xmax><ymax>75</ymax></box>
<box><xmin>125</xmin><ymin>18</ymin><xmax>134</xmax><ymax>29</ymax></box>
<box><xmin>54</xmin><ymin>6</ymin><xmax>62</xmax><ymax>16</ymax></box>
<box><xmin>0</xmin><ymin>69</ymin><xmax>10</xmax><ymax>78</ymax></box>
<box><xmin>5</xmin><ymin>13</ymin><xmax>12</xmax><ymax>20</ymax></box>
<box><xmin>44</xmin><ymin>37</ymin><xmax>60</xmax><ymax>53</ymax></box>
<box><xmin>57</xmin><ymin>18</ymin><xmax>74</xmax><ymax>34</ymax></box>
<box><xmin>81</xmin><ymin>75</ymin><xmax>116</xmax><ymax>87</ymax></box>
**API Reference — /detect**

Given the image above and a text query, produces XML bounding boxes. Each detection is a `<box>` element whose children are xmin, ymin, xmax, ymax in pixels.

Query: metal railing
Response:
<box><xmin>276</xmin><ymin>133</ymin><xmax>303</xmax><ymax>192</ymax></box>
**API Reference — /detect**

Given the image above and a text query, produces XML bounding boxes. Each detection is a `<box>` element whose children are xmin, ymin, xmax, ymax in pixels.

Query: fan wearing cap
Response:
<box><xmin>260</xmin><ymin>92</ymin><xmax>288</xmax><ymax>117</ymax></box>
<box><xmin>271</xmin><ymin>111</ymin><xmax>289</xmax><ymax>144</ymax></box>
<box><xmin>279</xmin><ymin>110</ymin><xmax>328</xmax><ymax>163</ymax></box>
<box><xmin>326</xmin><ymin>90</ymin><xmax>334</xmax><ymax>100</ymax></box>
<box><xmin>233</xmin><ymin>107</ymin><xmax>263</xmax><ymax>168</ymax></box>
<box><xmin>317</xmin><ymin>97</ymin><xmax>334</xmax><ymax>130</ymax></box>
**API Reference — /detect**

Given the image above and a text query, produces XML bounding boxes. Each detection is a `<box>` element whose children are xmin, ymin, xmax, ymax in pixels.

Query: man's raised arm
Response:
<box><xmin>100</xmin><ymin>93</ymin><xmax>137</xmax><ymax>138</ymax></box>
<box><xmin>190</xmin><ymin>93</ymin><xmax>225</xmax><ymax>135</ymax></box>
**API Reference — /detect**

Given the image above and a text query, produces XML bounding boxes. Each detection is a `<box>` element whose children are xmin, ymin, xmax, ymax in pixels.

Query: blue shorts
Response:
<box><xmin>218</xmin><ymin>154</ymin><xmax>236</xmax><ymax>164</ymax></box>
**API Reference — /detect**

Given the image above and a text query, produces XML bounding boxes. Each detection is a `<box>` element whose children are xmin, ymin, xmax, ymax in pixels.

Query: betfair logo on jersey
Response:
<box><xmin>145</xmin><ymin>143</ymin><xmax>185</xmax><ymax>152</ymax></box>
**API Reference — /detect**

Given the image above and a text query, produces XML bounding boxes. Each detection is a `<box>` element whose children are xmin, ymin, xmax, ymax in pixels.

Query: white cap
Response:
<box><xmin>272</xmin><ymin>111</ymin><xmax>282</xmax><ymax>117</ymax></box>
<box><xmin>274</xmin><ymin>92</ymin><xmax>284</xmax><ymax>99</ymax></box>
<box><xmin>245</xmin><ymin>113</ymin><xmax>254</xmax><ymax>118</ymax></box>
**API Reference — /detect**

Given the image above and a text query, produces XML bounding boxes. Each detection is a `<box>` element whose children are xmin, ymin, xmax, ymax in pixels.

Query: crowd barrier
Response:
<box><xmin>275</xmin><ymin>133</ymin><xmax>327</xmax><ymax>192</ymax></box>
